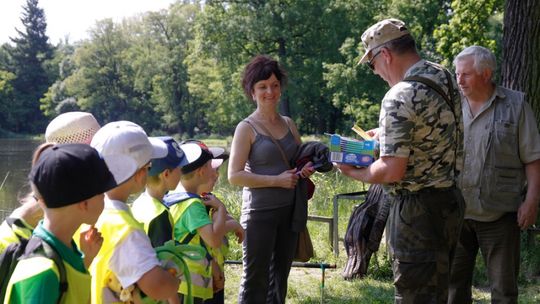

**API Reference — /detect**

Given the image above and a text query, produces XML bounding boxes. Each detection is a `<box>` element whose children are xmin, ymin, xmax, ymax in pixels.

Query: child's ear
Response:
<box><xmin>77</xmin><ymin>200</ymin><xmax>89</xmax><ymax>211</ymax></box>
<box><xmin>196</xmin><ymin>166</ymin><xmax>206</xmax><ymax>177</ymax></box>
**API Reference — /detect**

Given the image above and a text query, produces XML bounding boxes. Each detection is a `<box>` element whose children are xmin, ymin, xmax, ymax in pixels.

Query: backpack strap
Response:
<box><xmin>0</xmin><ymin>236</ymin><xmax>68</xmax><ymax>304</ymax></box>
<box><xmin>162</xmin><ymin>191</ymin><xmax>200</xmax><ymax>208</ymax></box>
<box><xmin>402</xmin><ymin>74</ymin><xmax>454</xmax><ymax>113</ymax></box>
<box><xmin>25</xmin><ymin>237</ymin><xmax>68</xmax><ymax>303</ymax></box>
<box><xmin>402</xmin><ymin>70</ymin><xmax>460</xmax><ymax>178</ymax></box>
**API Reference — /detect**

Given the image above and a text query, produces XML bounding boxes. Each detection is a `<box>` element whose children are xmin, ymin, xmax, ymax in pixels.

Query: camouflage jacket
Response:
<box><xmin>378</xmin><ymin>59</ymin><xmax>463</xmax><ymax>194</ymax></box>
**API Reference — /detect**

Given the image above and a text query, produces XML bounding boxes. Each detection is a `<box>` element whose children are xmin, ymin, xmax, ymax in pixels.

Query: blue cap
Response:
<box><xmin>148</xmin><ymin>137</ymin><xmax>188</xmax><ymax>176</ymax></box>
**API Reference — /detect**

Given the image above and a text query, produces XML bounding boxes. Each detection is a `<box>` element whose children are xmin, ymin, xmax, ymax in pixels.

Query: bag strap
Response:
<box><xmin>244</xmin><ymin>118</ymin><xmax>291</xmax><ymax>169</ymax></box>
<box><xmin>402</xmin><ymin>74</ymin><xmax>454</xmax><ymax>113</ymax></box>
<box><xmin>402</xmin><ymin>70</ymin><xmax>459</xmax><ymax>177</ymax></box>
<box><xmin>15</xmin><ymin>236</ymin><xmax>67</xmax><ymax>303</ymax></box>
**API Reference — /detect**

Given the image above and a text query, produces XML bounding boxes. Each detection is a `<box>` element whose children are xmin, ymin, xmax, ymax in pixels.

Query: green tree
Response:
<box><xmin>0</xmin><ymin>70</ymin><xmax>16</xmax><ymax>131</ymax></box>
<box><xmin>65</xmin><ymin>19</ymin><xmax>160</xmax><ymax>131</ymax></box>
<box><xmin>433</xmin><ymin>0</ymin><xmax>504</xmax><ymax>67</ymax></box>
<box><xmin>7</xmin><ymin>0</ymin><xmax>55</xmax><ymax>133</ymax></box>
<box><xmin>197</xmin><ymin>0</ymin><xmax>386</xmax><ymax>134</ymax></box>
<box><xmin>40</xmin><ymin>41</ymin><xmax>79</xmax><ymax>117</ymax></box>
<box><xmin>139</xmin><ymin>3</ymin><xmax>201</xmax><ymax>136</ymax></box>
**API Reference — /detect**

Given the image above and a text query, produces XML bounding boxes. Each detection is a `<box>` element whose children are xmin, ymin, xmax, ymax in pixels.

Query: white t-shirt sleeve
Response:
<box><xmin>109</xmin><ymin>229</ymin><xmax>160</xmax><ymax>288</ymax></box>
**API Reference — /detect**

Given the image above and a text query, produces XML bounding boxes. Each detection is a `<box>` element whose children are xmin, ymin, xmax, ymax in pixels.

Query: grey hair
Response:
<box><xmin>454</xmin><ymin>46</ymin><xmax>496</xmax><ymax>79</ymax></box>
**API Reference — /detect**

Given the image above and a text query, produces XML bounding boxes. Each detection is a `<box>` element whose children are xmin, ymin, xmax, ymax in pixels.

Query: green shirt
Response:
<box><xmin>460</xmin><ymin>86</ymin><xmax>540</xmax><ymax>221</ymax></box>
<box><xmin>171</xmin><ymin>198</ymin><xmax>212</xmax><ymax>241</ymax></box>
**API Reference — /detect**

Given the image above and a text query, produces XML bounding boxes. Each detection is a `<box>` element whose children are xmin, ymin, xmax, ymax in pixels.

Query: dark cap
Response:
<box><xmin>29</xmin><ymin>143</ymin><xmax>118</xmax><ymax>208</ymax></box>
<box><xmin>148</xmin><ymin>137</ymin><xmax>189</xmax><ymax>177</ymax></box>
<box><xmin>179</xmin><ymin>140</ymin><xmax>227</xmax><ymax>174</ymax></box>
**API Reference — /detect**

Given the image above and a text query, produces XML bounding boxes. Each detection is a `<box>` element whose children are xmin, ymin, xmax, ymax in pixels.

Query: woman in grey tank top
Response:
<box><xmin>228</xmin><ymin>55</ymin><xmax>315</xmax><ymax>303</ymax></box>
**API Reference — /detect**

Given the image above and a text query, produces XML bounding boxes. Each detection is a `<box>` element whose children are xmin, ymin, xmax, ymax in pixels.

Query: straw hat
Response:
<box><xmin>45</xmin><ymin>112</ymin><xmax>101</xmax><ymax>144</ymax></box>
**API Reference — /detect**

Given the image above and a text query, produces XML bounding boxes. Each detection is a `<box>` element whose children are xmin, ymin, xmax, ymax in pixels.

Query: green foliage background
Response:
<box><xmin>0</xmin><ymin>0</ymin><xmax>509</xmax><ymax>137</ymax></box>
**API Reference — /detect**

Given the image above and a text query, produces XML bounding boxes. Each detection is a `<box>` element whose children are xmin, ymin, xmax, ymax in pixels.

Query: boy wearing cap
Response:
<box><xmin>166</xmin><ymin>141</ymin><xmax>240</xmax><ymax>303</ymax></box>
<box><xmin>89</xmin><ymin>121</ymin><xmax>180</xmax><ymax>304</ymax></box>
<box><xmin>3</xmin><ymin>143</ymin><xmax>117</xmax><ymax>304</ymax></box>
<box><xmin>132</xmin><ymin>137</ymin><xmax>187</xmax><ymax>247</ymax></box>
<box><xmin>1</xmin><ymin>111</ymin><xmax>101</xmax><ymax>255</ymax></box>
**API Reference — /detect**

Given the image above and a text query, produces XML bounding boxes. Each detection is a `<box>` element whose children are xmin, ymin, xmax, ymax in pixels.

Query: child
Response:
<box><xmin>166</xmin><ymin>140</ymin><xmax>243</xmax><ymax>303</ymax></box>
<box><xmin>1</xmin><ymin>112</ymin><xmax>101</xmax><ymax>254</ymax></box>
<box><xmin>3</xmin><ymin>143</ymin><xmax>118</xmax><ymax>304</ymax></box>
<box><xmin>199</xmin><ymin>153</ymin><xmax>244</xmax><ymax>304</ymax></box>
<box><xmin>89</xmin><ymin>121</ymin><xmax>180</xmax><ymax>304</ymax></box>
<box><xmin>132</xmin><ymin>136</ymin><xmax>187</xmax><ymax>247</ymax></box>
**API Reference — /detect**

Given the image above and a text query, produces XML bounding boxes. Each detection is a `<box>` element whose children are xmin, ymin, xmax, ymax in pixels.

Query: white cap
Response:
<box><xmin>45</xmin><ymin>112</ymin><xmax>100</xmax><ymax>144</ymax></box>
<box><xmin>90</xmin><ymin>121</ymin><xmax>167</xmax><ymax>184</ymax></box>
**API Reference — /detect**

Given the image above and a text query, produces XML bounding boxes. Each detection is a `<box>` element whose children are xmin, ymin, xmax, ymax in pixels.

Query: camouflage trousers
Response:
<box><xmin>386</xmin><ymin>186</ymin><xmax>465</xmax><ymax>304</ymax></box>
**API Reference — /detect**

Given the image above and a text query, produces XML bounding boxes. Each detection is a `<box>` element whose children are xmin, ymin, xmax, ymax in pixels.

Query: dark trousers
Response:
<box><xmin>448</xmin><ymin>213</ymin><xmax>520</xmax><ymax>304</ymax></box>
<box><xmin>238</xmin><ymin>205</ymin><xmax>298</xmax><ymax>304</ymax></box>
<box><xmin>387</xmin><ymin>187</ymin><xmax>465</xmax><ymax>304</ymax></box>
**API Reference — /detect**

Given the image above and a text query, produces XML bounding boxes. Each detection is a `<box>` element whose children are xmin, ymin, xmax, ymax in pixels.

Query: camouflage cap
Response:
<box><xmin>358</xmin><ymin>18</ymin><xmax>410</xmax><ymax>64</ymax></box>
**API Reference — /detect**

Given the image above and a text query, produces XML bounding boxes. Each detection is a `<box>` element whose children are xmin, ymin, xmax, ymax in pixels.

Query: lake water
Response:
<box><xmin>0</xmin><ymin>138</ymin><xmax>41</xmax><ymax>221</ymax></box>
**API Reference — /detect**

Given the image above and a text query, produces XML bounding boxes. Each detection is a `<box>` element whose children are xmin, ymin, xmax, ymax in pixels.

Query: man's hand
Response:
<box><xmin>367</xmin><ymin>127</ymin><xmax>380</xmax><ymax>140</ymax></box>
<box><xmin>517</xmin><ymin>200</ymin><xmax>539</xmax><ymax>230</ymax></box>
<box><xmin>334</xmin><ymin>163</ymin><xmax>366</xmax><ymax>179</ymax></box>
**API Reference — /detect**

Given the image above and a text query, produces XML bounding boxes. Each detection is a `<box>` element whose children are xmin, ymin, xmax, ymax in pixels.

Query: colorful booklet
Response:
<box><xmin>328</xmin><ymin>132</ymin><xmax>376</xmax><ymax>167</ymax></box>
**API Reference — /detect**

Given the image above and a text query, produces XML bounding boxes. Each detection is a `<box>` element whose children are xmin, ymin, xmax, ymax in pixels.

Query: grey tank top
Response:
<box><xmin>242</xmin><ymin>120</ymin><xmax>298</xmax><ymax>212</ymax></box>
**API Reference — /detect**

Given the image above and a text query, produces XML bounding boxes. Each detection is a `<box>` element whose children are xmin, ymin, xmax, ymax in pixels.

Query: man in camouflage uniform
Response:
<box><xmin>449</xmin><ymin>46</ymin><xmax>540</xmax><ymax>304</ymax></box>
<box><xmin>337</xmin><ymin>19</ymin><xmax>465</xmax><ymax>303</ymax></box>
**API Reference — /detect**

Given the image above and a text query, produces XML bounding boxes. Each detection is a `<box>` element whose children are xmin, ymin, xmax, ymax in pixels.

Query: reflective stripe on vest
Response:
<box><xmin>169</xmin><ymin>198</ymin><xmax>213</xmax><ymax>300</ymax></box>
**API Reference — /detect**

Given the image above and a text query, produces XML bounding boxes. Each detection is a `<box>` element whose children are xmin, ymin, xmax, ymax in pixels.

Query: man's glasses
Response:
<box><xmin>367</xmin><ymin>50</ymin><xmax>382</xmax><ymax>71</ymax></box>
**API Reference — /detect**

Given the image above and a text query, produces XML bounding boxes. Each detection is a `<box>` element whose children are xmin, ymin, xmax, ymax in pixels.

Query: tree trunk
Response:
<box><xmin>501</xmin><ymin>0</ymin><xmax>540</xmax><ymax>127</ymax></box>
<box><xmin>277</xmin><ymin>37</ymin><xmax>291</xmax><ymax>117</ymax></box>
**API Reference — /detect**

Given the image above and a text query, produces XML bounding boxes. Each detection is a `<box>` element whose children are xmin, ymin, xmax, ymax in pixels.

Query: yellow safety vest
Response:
<box><xmin>0</xmin><ymin>218</ymin><xmax>33</xmax><ymax>253</ymax></box>
<box><xmin>169</xmin><ymin>198</ymin><xmax>213</xmax><ymax>300</ymax></box>
<box><xmin>4</xmin><ymin>256</ymin><xmax>90</xmax><ymax>304</ymax></box>
<box><xmin>90</xmin><ymin>208</ymin><xmax>144</xmax><ymax>304</ymax></box>
<box><xmin>132</xmin><ymin>192</ymin><xmax>174</xmax><ymax>247</ymax></box>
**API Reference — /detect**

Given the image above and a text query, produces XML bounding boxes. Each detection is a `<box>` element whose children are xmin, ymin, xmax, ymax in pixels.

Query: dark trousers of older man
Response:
<box><xmin>386</xmin><ymin>186</ymin><xmax>465</xmax><ymax>304</ymax></box>
<box><xmin>448</xmin><ymin>213</ymin><xmax>520</xmax><ymax>304</ymax></box>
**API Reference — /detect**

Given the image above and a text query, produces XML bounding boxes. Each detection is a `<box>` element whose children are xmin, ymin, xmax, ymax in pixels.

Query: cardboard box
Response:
<box><xmin>329</xmin><ymin>134</ymin><xmax>376</xmax><ymax>167</ymax></box>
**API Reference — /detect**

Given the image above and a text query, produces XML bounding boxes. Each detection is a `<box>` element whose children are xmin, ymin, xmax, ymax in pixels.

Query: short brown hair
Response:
<box><xmin>378</xmin><ymin>34</ymin><xmax>417</xmax><ymax>56</ymax></box>
<box><xmin>241</xmin><ymin>55</ymin><xmax>288</xmax><ymax>101</ymax></box>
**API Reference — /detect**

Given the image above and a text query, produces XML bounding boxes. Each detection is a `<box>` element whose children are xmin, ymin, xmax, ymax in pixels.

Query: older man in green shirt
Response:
<box><xmin>449</xmin><ymin>46</ymin><xmax>540</xmax><ymax>304</ymax></box>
